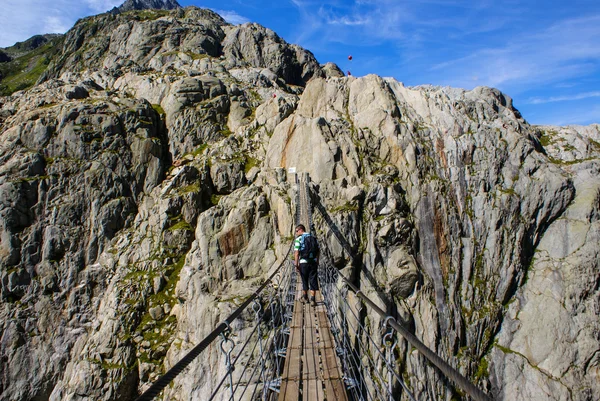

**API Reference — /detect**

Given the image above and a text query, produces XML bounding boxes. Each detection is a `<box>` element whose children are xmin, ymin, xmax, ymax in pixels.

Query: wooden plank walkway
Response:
<box><xmin>278</xmin><ymin>283</ymin><xmax>349</xmax><ymax>401</ymax></box>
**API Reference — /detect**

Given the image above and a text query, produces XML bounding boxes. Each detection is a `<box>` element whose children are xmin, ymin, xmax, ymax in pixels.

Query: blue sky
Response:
<box><xmin>1</xmin><ymin>0</ymin><xmax>599</xmax><ymax>126</ymax></box>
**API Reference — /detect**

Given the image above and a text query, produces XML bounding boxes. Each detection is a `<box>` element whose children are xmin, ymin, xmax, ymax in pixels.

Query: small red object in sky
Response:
<box><xmin>348</xmin><ymin>55</ymin><xmax>353</xmax><ymax>60</ymax></box>
<box><xmin>347</xmin><ymin>71</ymin><xmax>352</xmax><ymax>76</ymax></box>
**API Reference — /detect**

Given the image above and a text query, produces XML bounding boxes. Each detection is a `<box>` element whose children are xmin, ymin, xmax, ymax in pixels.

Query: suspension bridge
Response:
<box><xmin>135</xmin><ymin>173</ymin><xmax>492</xmax><ymax>401</ymax></box>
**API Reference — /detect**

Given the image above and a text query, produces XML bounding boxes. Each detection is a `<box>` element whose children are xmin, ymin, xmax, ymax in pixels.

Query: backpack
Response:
<box><xmin>300</xmin><ymin>233</ymin><xmax>319</xmax><ymax>261</ymax></box>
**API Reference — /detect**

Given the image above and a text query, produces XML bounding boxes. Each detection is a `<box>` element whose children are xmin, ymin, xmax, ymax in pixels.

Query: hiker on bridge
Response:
<box><xmin>294</xmin><ymin>224</ymin><xmax>320</xmax><ymax>306</ymax></box>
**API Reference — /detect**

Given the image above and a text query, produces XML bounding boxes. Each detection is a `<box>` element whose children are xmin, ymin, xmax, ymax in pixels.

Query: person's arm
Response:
<box><xmin>294</xmin><ymin>250</ymin><xmax>299</xmax><ymax>271</ymax></box>
<box><xmin>294</xmin><ymin>236</ymin><xmax>300</xmax><ymax>270</ymax></box>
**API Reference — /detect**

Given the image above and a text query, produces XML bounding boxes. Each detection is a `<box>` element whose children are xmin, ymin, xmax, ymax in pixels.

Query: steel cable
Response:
<box><xmin>224</xmin><ymin>321</ymin><xmax>264</xmax><ymax>399</ymax></box>
<box><xmin>346</xmin><ymin>311</ymin><xmax>405</xmax><ymax>401</ymax></box>
<box><xmin>321</xmin><ymin>277</ymin><xmax>372</xmax><ymax>399</ymax></box>
<box><xmin>331</xmin><ymin>298</ymin><xmax>382</xmax><ymax>401</ymax></box>
<box><xmin>330</xmin><ymin>273</ymin><xmax>416</xmax><ymax>401</ymax></box>
<box><xmin>339</xmin><ymin>295</ymin><xmax>405</xmax><ymax>400</ymax></box>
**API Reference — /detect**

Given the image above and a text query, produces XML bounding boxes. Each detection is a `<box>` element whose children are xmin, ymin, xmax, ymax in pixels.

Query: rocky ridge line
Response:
<box><xmin>109</xmin><ymin>0</ymin><xmax>182</xmax><ymax>14</ymax></box>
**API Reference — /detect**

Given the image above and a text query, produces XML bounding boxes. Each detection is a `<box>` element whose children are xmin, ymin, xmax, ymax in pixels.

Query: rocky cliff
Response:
<box><xmin>0</xmin><ymin>5</ymin><xmax>598</xmax><ymax>401</ymax></box>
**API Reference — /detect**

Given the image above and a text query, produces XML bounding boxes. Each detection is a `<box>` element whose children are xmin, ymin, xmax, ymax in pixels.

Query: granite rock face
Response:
<box><xmin>109</xmin><ymin>0</ymin><xmax>181</xmax><ymax>14</ymax></box>
<box><xmin>0</xmin><ymin>6</ymin><xmax>599</xmax><ymax>401</ymax></box>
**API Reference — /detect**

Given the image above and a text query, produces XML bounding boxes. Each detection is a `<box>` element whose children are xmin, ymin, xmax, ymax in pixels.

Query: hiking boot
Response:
<box><xmin>301</xmin><ymin>294</ymin><xmax>309</xmax><ymax>303</ymax></box>
<box><xmin>310</xmin><ymin>296</ymin><xmax>316</xmax><ymax>307</ymax></box>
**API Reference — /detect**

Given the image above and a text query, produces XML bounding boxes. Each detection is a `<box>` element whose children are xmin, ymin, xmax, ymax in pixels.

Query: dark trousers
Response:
<box><xmin>299</xmin><ymin>261</ymin><xmax>319</xmax><ymax>291</ymax></box>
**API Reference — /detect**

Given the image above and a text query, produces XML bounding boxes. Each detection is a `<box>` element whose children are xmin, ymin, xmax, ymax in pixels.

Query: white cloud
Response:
<box><xmin>214</xmin><ymin>9</ymin><xmax>250</xmax><ymax>25</ymax></box>
<box><xmin>83</xmin><ymin>0</ymin><xmax>122</xmax><ymax>12</ymax></box>
<box><xmin>43</xmin><ymin>16</ymin><xmax>73</xmax><ymax>34</ymax></box>
<box><xmin>545</xmin><ymin>105</ymin><xmax>600</xmax><ymax>126</ymax></box>
<box><xmin>288</xmin><ymin>0</ymin><xmax>325</xmax><ymax>46</ymax></box>
<box><xmin>287</xmin><ymin>0</ymin><xmax>408</xmax><ymax>47</ymax></box>
<box><xmin>427</xmin><ymin>15</ymin><xmax>600</xmax><ymax>94</ymax></box>
<box><xmin>325</xmin><ymin>15</ymin><xmax>370</xmax><ymax>26</ymax></box>
<box><xmin>527</xmin><ymin>92</ymin><xmax>600</xmax><ymax>105</ymax></box>
<box><xmin>0</xmin><ymin>0</ymin><xmax>99</xmax><ymax>47</ymax></box>
<box><xmin>0</xmin><ymin>0</ymin><xmax>131</xmax><ymax>47</ymax></box>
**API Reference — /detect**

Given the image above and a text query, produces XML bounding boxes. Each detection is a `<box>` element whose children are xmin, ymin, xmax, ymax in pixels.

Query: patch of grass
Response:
<box><xmin>499</xmin><ymin>187</ymin><xmax>517</xmax><ymax>196</ymax></box>
<box><xmin>463</xmin><ymin>192</ymin><xmax>474</xmax><ymax>217</ymax></box>
<box><xmin>0</xmin><ymin>38</ymin><xmax>62</xmax><ymax>95</ymax></box>
<box><xmin>220</xmin><ymin>127</ymin><xmax>233</xmax><ymax>137</ymax></box>
<box><xmin>414</xmin><ymin>122</ymin><xmax>428</xmax><ymax>131</ymax></box>
<box><xmin>134</xmin><ymin>254</ymin><xmax>186</xmax><ymax>364</ymax></box>
<box><xmin>178</xmin><ymin>182</ymin><xmax>201</xmax><ymax>195</ymax></box>
<box><xmin>151</xmin><ymin>104</ymin><xmax>165</xmax><ymax>115</ymax></box>
<box><xmin>185</xmin><ymin>52</ymin><xmax>209</xmax><ymax>60</ymax></box>
<box><xmin>168</xmin><ymin>220</ymin><xmax>194</xmax><ymax>231</ymax></box>
<box><xmin>211</xmin><ymin>194</ymin><xmax>223</xmax><ymax>206</ymax></box>
<box><xmin>538</xmin><ymin>130</ymin><xmax>555</xmax><ymax>147</ymax></box>
<box><xmin>129</xmin><ymin>9</ymin><xmax>170</xmax><ymax>21</ymax></box>
<box><xmin>11</xmin><ymin>175</ymin><xmax>50</xmax><ymax>183</ymax></box>
<box><xmin>192</xmin><ymin>144</ymin><xmax>208</xmax><ymax>156</ymax></box>
<box><xmin>124</xmin><ymin>269</ymin><xmax>152</xmax><ymax>281</ymax></box>
<box><xmin>244</xmin><ymin>156</ymin><xmax>259</xmax><ymax>173</ymax></box>
<box><xmin>494</xmin><ymin>342</ymin><xmax>517</xmax><ymax>355</ymax></box>
<box><xmin>249</xmin><ymin>89</ymin><xmax>261</xmax><ymax>103</ymax></box>
<box><xmin>161</xmin><ymin>50</ymin><xmax>179</xmax><ymax>58</ymax></box>
<box><xmin>89</xmin><ymin>358</ymin><xmax>138</xmax><ymax>372</ymax></box>
<box><xmin>588</xmin><ymin>138</ymin><xmax>600</xmax><ymax>151</ymax></box>
<box><xmin>330</xmin><ymin>202</ymin><xmax>359</xmax><ymax>213</ymax></box>
<box><xmin>549</xmin><ymin>156</ymin><xmax>594</xmax><ymax>165</ymax></box>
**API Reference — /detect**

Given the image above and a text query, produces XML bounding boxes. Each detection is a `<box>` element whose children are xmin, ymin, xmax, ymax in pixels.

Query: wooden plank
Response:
<box><xmin>279</xmin><ymin>282</ymin><xmax>304</xmax><ymax>401</ymax></box>
<box><xmin>290</xmin><ymin>301</ymin><xmax>304</xmax><ymax>328</ymax></box>
<box><xmin>302</xmin><ymin>315</ymin><xmax>320</xmax><ymax>381</ymax></box>
<box><xmin>324</xmin><ymin>379</ymin><xmax>348</xmax><ymax>401</ymax></box>
<box><xmin>303</xmin><ymin>305</ymin><xmax>316</xmax><ymax>328</ymax></box>
<box><xmin>289</xmin><ymin>324</ymin><xmax>303</xmax><ymax>350</ymax></box>
<box><xmin>304</xmin><ymin>310</ymin><xmax>319</xmax><ymax>349</ymax></box>
<box><xmin>320</xmin><ymin>347</ymin><xmax>342</xmax><ymax>380</ymax></box>
<box><xmin>315</xmin><ymin>299</ymin><xmax>347</xmax><ymax>399</ymax></box>
<box><xmin>279</xmin><ymin>379</ymin><xmax>300</xmax><ymax>401</ymax></box>
<box><xmin>302</xmin><ymin>379</ymin><xmax>324</xmax><ymax>401</ymax></box>
<box><xmin>316</xmin><ymin>311</ymin><xmax>334</xmax><ymax>350</ymax></box>
<box><xmin>279</xmin><ymin>284</ymin><xmax>302</xmax><ymax>400</ymax></box>
<box><xmin>281</xmin><ymin>342</ymin><xmax>302</xmax><ymax>380</ymax></box>
<box><xmin>290</xmin><ymin>282</ymin><xmax>304</xmax><ymax>328</ymax></box>
<box><xmin>302</xmin><ymin>344</ymin><xmax>320</xmax><ymax>380</ymax></box>
<box><xmin>302</xmin><ymin>308</ymin><xmax>325</xmax><ymax>400</ymax></box>
<box><xmin>318</xmin><ymin>311</ymin><xmax>342</xmax><ymax>380</ymax></box>
<box><xmin>288</xmin><ymin>295</ymin><xmax>304</xmax><ymax>350</ymax></box>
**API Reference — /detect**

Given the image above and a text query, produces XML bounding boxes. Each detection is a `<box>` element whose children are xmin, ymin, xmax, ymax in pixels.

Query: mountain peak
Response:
<box><xmin>110</xmin><ymin>0</ymin><xmax>181</xmax><ymax>14</ymax></box>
